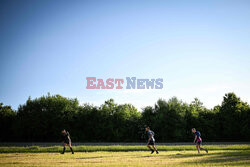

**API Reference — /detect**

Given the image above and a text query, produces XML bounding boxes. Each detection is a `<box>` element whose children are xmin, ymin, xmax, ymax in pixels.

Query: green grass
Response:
<box><xmin>0</xmin><ymin>145</ymin><xmax>249</xmax><ymax>153</ymax></box>
<box><xmin>0</xmin><ymin>145</ymin><xmax>250</xmax><ymax>166</ymax></box>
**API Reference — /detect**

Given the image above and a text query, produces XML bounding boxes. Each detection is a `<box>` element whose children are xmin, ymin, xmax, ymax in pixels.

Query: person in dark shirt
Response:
<box><xmin>61</xmin><ymin>129</ymin><xmax>74</xmax><ymax>154</ymax></box>
<box><xmin>145</xmin><ymin>127</ymin><xmax>159</xmax><ymax>154</ymax></box>
<box><xmin>192</xmin><ymin>128</ymin><xmax>208</xmax><ymax>154</ymax></box>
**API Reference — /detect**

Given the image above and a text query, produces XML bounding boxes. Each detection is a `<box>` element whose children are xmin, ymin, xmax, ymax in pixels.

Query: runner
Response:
<box><xmin>145</xmin><ymin>127</ymin><xmax>159</xmax><ymax>154</ymax></box>
<box><xmin>61</xmin><ymin>129</ymin><xmax>74</xmax><ymax>154</ymax></box>
<box><xmin>192</xmin><ymin>128</ymin><xmax>208</xmax><ymax>154</ymax></box>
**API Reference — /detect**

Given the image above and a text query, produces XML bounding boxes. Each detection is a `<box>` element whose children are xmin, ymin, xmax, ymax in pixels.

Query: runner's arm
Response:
<box><xmin>193</xmin><ymin>135</ymin><xmax>197</xmax><ymax>143</ymax></box>
<box><xmin>148</xmin><ymin>133</ymin><xmax>153</xmax><ymax>143</ymax></box>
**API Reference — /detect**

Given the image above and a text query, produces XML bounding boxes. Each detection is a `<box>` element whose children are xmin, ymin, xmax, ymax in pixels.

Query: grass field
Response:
<box><xmin>0</xmin><ymin>145</ymin><xmax>250</xmax><ymax>166</ymax></box>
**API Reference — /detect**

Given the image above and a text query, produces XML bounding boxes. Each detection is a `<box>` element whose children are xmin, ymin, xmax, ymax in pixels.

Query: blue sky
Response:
<box><xmin>1</xmin><ymin>0</ymin><xmax>250</xmax><ymax>110</ymax></box>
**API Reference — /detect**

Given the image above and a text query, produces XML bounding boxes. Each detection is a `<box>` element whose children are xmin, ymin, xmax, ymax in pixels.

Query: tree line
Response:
<box><xmin>0</xmin><ymin>92</ymin><xmax>249</xmax><ymax>142</ymax></box>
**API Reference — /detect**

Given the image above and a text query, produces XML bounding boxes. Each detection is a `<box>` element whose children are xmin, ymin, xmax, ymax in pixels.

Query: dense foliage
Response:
<box><xmin>0</xmin><ymin>92</ymin><xmax>249</xmax><ymax>142</ymax></box>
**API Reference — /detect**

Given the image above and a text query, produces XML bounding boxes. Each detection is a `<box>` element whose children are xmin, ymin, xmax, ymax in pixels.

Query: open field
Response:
<box><xmin>0</xmin><ymin>145</ymin><xmax>250</xmax><ymax>167</ymax></box>
<box><xmin>1</xmin><ymin>142</ymin><xmax>250</xmax><ymax>147</ymax></box>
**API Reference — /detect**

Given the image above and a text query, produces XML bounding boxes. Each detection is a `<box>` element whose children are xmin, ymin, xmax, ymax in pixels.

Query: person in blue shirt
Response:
<box><xmin>192</xmin><ymin>128</ymin><xmax>208</xmax><ymax>154</ymax></box>
<box><xmin>145</xmin><ymin>127</ymin><xmax>159</xmax><ymax>154</ymax></box>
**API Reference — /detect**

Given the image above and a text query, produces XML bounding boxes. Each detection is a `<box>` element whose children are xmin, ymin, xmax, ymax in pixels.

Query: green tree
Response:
<box><xmin>1</xmin><ymin>92</ymin><xmax>250</xmax><ymax>142</ymax></box>
<box><xmin>15</xmin><ymin>94</ymin><xmax>79</xmax><ymax>142</ymax></box>
<box><xmin>219</xmin><ymin>92</ymin><xmax>248</xmax><ymax>140</ymax></box>
<box><xmin>0</xmin><ymin>103</ymin><xmax>16</xmax><ymax>141</ymax></box>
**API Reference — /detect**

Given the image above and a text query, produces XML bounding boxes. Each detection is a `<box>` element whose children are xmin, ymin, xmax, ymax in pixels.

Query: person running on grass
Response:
<box><xmin>61</xmin><ymin>129</ymin><xmax>74</xmax><ymax>154</ymax></box>
<box><xmin>145</xmin><ymin>127</ymin><xmax>159</xmax><ymax>154</ymax></box>
<box><xmin>192</xmin><ymin>128</ymin><xmax>208</xmax><ymax>154</ymax></box>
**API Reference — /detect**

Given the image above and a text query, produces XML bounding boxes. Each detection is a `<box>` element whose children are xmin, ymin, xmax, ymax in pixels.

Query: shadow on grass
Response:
<box><xmin>169</xmin><ymin>150</ymin><xmax>250</xmax><ymax>166</ymax></box>
<box><xmin>76</xmin><ymin>156</ymin><xmax>106</xmax><ymax>159</ymax></box>
<box><xmin>140</xmin><ymin>155</ymin><xmax>152</xmax><ymax>157</ymax></box>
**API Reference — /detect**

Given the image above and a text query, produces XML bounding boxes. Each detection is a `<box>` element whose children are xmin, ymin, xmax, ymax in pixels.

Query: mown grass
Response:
<box><xmin>0</xmin><ymin>150</ymin><xmax>250</xmax><ymax>167</ymax></box>
<box><xmin>0</xmin><ymin>145</ymin><xmax>249</xmax><ymax>153</ymax></box>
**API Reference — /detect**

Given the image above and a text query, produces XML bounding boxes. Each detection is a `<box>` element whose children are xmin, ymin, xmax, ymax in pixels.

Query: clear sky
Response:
<box><xmin>1</xmin><ymin>0</ymin><xmax>250</xmax><ymax>110</ymax></box>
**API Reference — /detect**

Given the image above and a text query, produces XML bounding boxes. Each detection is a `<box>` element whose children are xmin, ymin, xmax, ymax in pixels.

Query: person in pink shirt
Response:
<box><xmin>192</xmin><ymin>128</ymin><xmax>208</xmax><ymax>154</ymax></box>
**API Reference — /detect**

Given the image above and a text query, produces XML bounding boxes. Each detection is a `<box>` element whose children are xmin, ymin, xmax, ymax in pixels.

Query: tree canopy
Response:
<box><xmin>0</xmin><ymin>92</ymin><xmax>249</xmax><ymax>142</ymax></box>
